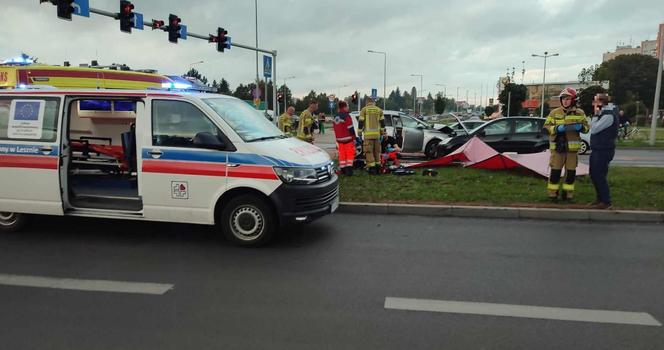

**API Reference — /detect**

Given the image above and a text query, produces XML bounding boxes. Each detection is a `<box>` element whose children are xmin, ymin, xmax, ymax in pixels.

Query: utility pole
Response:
<box><xmin>649</xmin><ymin>26</ymin><xmax>664</xmax><ymax>146</ymax></box>
<box><xmin>368</xmin><ymin>50</ymin><xmax>387</xmax><ymax>110</ymax></box>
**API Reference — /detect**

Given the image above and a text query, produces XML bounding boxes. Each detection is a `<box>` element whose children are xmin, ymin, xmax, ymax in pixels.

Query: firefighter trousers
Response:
<box><xmin>363</xmin><ymin>138</ymin><xmax>381</xmax><ymax>168</ymax></box>
<box><xmin>548</xmin><ymin>151</ymin><xmax>578</xmax><ymax>198</ymax></box>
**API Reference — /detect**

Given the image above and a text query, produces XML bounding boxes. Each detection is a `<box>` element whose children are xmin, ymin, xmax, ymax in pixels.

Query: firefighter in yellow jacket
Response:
<box><xmin>358</xmin><ymin>98</ymin><xmax>385</xmax><ymax>175</ymax></box>
<box><xmin>297</xmin><ymin>101</ymin><xmax>318</xmax><ymax>143</ymax></box>
<box><xmin>278</xmin><ymin>106</ymin><xmax>295</xmax><ymax>134</ymax></box>
<box><xmin>543</xmin><ymin>88</ymin><xmax>589</xmax><ymax>201</ymax></box>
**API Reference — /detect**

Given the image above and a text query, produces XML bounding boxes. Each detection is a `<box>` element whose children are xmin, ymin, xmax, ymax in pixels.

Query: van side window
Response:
<box><xmin>0</xmin><ymin>98</ymin><xmax>60</xmax><ymax>142</ymax></box>
<box><xmin>152</xmin><ymin>100</ymin><xmax>220</xmax><ymax>148</ymax></box>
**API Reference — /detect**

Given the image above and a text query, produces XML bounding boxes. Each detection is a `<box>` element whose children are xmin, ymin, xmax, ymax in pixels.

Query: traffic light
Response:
<box><xmin>119</xmin><ymin>1</ymin><xmax>134</xmax><ymax>33</ymax></box>
<box><xmin>40</xmin><ymin>0</ymin><xmax>75</xmax><ymax>20</ymax></box>
<box><xmin>151</xmin><ymin>19</ymin><xmax>164</xmax><ymax>30</ymax></box>
<box><xmin>277</xmin><ymin>92</ymin><xmax>284</xmax><ymax>104</ymax></box>
<box><xmin>167</xmin><ymin>14</ymin><xmax>181</xmax><ymax>43</ymax></box>
<box><xmin>209</xmin><ymin>28</ymin><xmax>231</xmax><ymax>52</ymax></box>
<box><xmin>351</xmin><ymin>91</ymin><xmax>358</xmax><ymax>105</ymax></box>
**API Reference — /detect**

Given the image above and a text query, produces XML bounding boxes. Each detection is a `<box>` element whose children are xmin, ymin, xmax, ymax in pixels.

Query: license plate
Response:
<box><xmin>330</xmin><ymin>197</ymin><xmax>339</xmax><ymax>213</ymax></box>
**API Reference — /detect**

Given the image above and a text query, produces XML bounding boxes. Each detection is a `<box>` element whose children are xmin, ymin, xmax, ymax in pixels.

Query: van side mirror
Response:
<box><xmin>193</xmin><ymin>132</ymin><xmax>226</xmax><ymax>150</ymax></box>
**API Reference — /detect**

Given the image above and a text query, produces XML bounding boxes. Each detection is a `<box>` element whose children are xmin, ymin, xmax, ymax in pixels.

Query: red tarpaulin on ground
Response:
<box><xmin>408</xmin><ymin>137</ymin><xmax>589</xmax><ymax>177</ymax></box>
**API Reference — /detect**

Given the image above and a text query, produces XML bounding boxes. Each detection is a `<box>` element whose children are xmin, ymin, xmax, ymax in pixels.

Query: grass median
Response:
<box><xmin>616</xmin><ymin>127</ymin><xmax>664</xmax><ymax>149</ymax></box>
<box><xmin>339</xmin><ymin>166</ymin><xmax>664</xmax><ymax>211</ymax></box>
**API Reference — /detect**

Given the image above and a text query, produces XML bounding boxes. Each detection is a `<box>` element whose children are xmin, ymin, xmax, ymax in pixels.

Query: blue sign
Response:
<box><xmin>73</xmin><ymin>0</ymin><xmax>90</xmax><ymax>17</ymax></box>
<box><xmin>263</xmin><ymin>55</ymin><xmax>272</xmax><ymax>78</ymax></box>
<box><xmin>329</xmin><ymin>101</ymin><xmax>335</xmax><ymax>109</ymax></box>
<box><xmin>180</xmin><ymin>25</ymin><xmax>187</xmax><ymax>40</ymax></box>
<box><xmin>371</xmin><ymin>88</ymin><xmax>378</xmax><ymax>100</ymax></box>
<box><xmin>133</xmin><ymin>12</ymin><xmax>144</xmax><ymax>30</ymax></box>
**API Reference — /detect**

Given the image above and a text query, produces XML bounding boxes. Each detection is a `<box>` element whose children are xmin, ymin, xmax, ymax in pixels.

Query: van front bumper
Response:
<box><xmin>269</xmin><ymin>175</ymin><xmax>339</xmax><ymax>224</ymax></box>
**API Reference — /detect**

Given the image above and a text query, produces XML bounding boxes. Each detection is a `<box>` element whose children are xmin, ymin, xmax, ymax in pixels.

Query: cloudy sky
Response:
<box><xmin>1</xmin><ymin>0</ymin><xmax>662</xmax><ymax>102</ymax></box>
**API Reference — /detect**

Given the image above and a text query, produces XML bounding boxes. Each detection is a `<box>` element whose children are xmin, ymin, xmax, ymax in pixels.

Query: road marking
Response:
<box><xmin>0</xmin><ymin>274</ymin><xmax>173</xmax><ymax>295</ymax></box>
<box><xmin>384</xmin><ymin>297</ymin><xmax>661</xmax><ymax>327</ymax></box>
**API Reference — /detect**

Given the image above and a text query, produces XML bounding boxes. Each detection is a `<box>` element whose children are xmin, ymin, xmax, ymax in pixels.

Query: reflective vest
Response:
<box><xmin>332</xmin><ymin>112</ymin><xmax>355</xmax><ymax>143</ymax></box>
<box><xmin>359</xmin><ymin>105</ymin><xmax>384</xmax><ymax>140</ymax></box>
<box><xmin>544</xmin><ymin>107</ymin><xmax>589</xmax><ymax>152</ymax></box>
<box><xmin>297</xmin><ymin>109</ymin><xmax>315</xmax><ymax>141</ymax></box>
<box><xmin>278</xmin><ymin>113</ymin><xmax>292</xmax><ymax>133</ymax></box>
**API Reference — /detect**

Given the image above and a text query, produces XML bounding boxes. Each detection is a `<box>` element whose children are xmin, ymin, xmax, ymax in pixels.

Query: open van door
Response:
<box><xmin>0</xmin><ymin>95</ymin><xmax>64</xmax><ymax>215</ymax></box>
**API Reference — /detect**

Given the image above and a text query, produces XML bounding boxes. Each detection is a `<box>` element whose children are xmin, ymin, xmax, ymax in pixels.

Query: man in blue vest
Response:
<box><xmin>589</xmin><ymin>93</ymin><xmax>619</xmax><ymax>209</ymax></box>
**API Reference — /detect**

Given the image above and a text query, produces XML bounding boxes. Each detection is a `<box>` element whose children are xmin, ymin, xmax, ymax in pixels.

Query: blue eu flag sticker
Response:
<box><xmin>14</xmin><ymin>101</ymin><xmax>40</xmax><ymax>121</ymax></box>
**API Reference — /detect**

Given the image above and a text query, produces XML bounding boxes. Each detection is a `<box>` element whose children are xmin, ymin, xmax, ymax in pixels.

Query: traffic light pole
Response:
<box><xmin>83</xmin><ymin>5</ymin><xmax>278</xmax><ymax>111</ymax></box>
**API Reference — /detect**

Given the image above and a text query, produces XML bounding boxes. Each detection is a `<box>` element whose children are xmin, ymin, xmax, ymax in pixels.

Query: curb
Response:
<box><xmin>338</xmin><ymin>202</ymin><xmax>664</xmax><ymax>224</ymax></box>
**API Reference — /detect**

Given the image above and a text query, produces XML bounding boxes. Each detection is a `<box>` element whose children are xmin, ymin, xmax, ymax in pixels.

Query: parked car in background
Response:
<box><xmin>435</xmin><ymin>120</ymin><xmax>487</xmax><ymax>136</ymax></box>
<box><xmin>350</xmin><ymin>110</ymin><xmax>447</xmax><ymax>158</ymax></box>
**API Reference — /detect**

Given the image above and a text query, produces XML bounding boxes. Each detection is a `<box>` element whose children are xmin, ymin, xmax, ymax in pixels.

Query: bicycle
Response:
<box><xmin>623</xmin><ymin>125</ymin><xmax>641</xmax><ymax>140</ymax></box>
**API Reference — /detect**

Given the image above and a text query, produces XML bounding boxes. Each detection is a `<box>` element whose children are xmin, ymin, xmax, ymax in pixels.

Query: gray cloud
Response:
<box><xmin>1</xmin><ymin>0</ymin><xmax>662</xmax><ymax>102</ymax></box>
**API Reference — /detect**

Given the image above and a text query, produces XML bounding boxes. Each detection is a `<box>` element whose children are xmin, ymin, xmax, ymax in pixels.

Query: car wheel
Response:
<box><xmin>219</xmin><ymin>194</ymin><xmax>276</xmax><ymax>247</ymax></box>
<box><xmin>578</xmin><ymin>140</ymin><xmax>589</xmax><ymax>155</ymax></box>
<box><xmin>424</xmin><ymin>139</ymin><xmax>441</xmax><ymax>159</ymax></box>
<box><xmin>0</xmin><ymin>212</ymin><xmax>28</xmax><ymax>233</ymax></box>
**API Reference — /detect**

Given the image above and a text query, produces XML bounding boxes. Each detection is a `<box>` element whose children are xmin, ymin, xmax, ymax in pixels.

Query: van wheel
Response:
<box><xmin>425</xmin><ymin>140</ymin><xmax>440</xmax><ymax>159</ymax></box>
<box><xmin>0</xmin><ymin>212</ymin><xmax>28</xmax><ymax>233</ymax></box>
<box><xmin>578</xmin><ymin>140</ymin><xmax>589</xmax><ymax>155</ymax></box>
<box><xmin>219</xmin><ymin>194</ymin><xmax>276</xmax><ymax>246</ymax></box>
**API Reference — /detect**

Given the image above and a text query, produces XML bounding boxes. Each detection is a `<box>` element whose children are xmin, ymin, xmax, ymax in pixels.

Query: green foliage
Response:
<box><xmin>498</xmin><ymin>83</ymin><xmax>528</xmax><ymax>116</ymax></box>
<box><xmin>594</xmin><ymin>54</ymin><xmax>663</xmax><ymax>106</ymax></box>
<box><xmin>578</xmin><ymin>64</ymin><xmax>599</xmax><ymax>84</ymax></box>
<box><xmin>435</xmin><ymin>95</ymin><xmax>447</xmax><ymax>114</ymax></box>
<box><xmin>578</xmin><ymin>85</ymin><xmax>607</xmax><ymax>116</ymax></box>
<box><xmin>484</xmin><ymin>105</ymin><xmax>494</xmax><ymax>116</ymax></box>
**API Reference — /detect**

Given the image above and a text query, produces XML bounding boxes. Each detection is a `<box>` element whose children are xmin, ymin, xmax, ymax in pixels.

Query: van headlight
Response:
<box><xmin>274</xmin><ymin>167</ymin><xmax>318</xmax><ymax>185</ymax></box>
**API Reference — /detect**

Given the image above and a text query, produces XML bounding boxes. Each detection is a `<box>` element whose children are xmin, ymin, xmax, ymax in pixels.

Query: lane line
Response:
<box><xmin>384</xmin><ymin>297</ymin><xmax>662</xmax><ymax>327</ymax></box>
<box><xmin>0</xmin><ymin>274</ymin><xmax>173</xmax><ymax>295</ymax></box>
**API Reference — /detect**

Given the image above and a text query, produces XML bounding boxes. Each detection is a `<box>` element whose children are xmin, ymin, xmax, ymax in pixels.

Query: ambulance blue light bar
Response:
<box><xmin>162</xmin><ymin>82</ymin><xmax>192</xmax><ymax>89</ymax></box>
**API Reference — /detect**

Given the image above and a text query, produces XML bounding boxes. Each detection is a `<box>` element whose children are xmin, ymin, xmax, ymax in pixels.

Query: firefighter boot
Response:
<box><xmin>547</xmin><ymin>169</ymin><xmax>562</xmax><ymax>201</ymax></box>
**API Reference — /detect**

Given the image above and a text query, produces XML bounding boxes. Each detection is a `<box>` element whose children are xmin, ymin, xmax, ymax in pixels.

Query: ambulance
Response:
<box><xmin>0</xmin><ymin>87</ymin><xmax>338</xmax><ymax>246</ymax></box>
<box><xmin>0</xmin><ymin>62</ymin><xmax>174</xmax><ymax>90</ymax></box>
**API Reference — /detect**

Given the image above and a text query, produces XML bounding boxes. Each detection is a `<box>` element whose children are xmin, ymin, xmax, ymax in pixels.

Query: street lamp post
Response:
<box><xmin>282</xmin><ymin>76</ymin><xmax>295</xmax><ymax>115</ymax></box>
<box><xmin>367</xmin><ymin>50</ymin><xmax>387</xmax><ymax>110</ymax></box>
<box><xmin>188</xmin><ymin>60</ymin><xmax>203</xmax><ymax>72</ymax></box>
<box><xmin>456</xmin><ymin>86</ymin><xmax>460</xmax><ymax>112</ymax></box>
<box><xmin>532</xmin><ymin>51</ymin><xmax>559</xmax><ymax>117</ymax></box>
<box><xmin>411</xmin><ymin>74</ymin><xmax>423</xmax><ymax>115</ymax></box>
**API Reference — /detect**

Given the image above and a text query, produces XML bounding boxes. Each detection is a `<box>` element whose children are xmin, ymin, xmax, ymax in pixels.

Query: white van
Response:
<box><xmin>0</xmin><ymin>88</ymin><xmax>338</xmax><ymax>246</ymax></box>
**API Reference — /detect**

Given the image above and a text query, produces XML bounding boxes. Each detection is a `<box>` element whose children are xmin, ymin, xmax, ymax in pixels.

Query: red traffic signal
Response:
<box><xmin>119</xmin><ymin>1</ymin><xmax>134</xmax><ymax>33</ymax></box>
<box><xmin>152</xmin><ymin>19</ymin><xmax>164</xmax><ymax>30</ymax></box>
<box><xmin>209</xmin><ymin>27</ymin><xmax>230</xmax><ymax>52</ymax></box>
<box><xmin>168</xmin><ymin>14</ymin><xmax>181</xmax><ymax>43</ymax></box>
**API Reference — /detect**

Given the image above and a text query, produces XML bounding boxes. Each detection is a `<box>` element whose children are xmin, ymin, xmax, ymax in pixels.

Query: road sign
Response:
<box><xmin>73</xmin><ymin>0</ymin><xmax>89</xmax><ymax>17</ymax></box>
<box><xmin>133</xmin><ymin>12</ymin><xmax>144</xmax><ymax>30</ymax></box>
<box><xmin>263</xmin><ymin>55</ymin><xmax>272</xmax><ymax>78</ymax></box>
<box><xmin>180</xmin><ymin>24</ymin><xmax>187</xmax><ymax>40</ymax></box>
<box><xmin>371</xmin><ymin>88</ymin><xmax>377</xmax><ymax>100</ymax></box>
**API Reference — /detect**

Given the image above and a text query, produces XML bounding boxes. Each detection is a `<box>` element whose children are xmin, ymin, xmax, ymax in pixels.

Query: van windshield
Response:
<box><xmin>203</xmin><ymin>98</ymin><xmax>285</xmax><ymax>142</ymax></box>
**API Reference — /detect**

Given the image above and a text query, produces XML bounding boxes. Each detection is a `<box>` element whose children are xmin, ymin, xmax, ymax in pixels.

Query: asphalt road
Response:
<box><xmin>1</xmin><ymin>214</ymin><xmax>663</xmax><ymax>349</ymax></box>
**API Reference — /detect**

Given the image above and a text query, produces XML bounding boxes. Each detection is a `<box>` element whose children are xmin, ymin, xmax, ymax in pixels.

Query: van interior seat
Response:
<box><xmin>121</xmin><ymin>123</ymin><xmax>137</xmax><ymax>173</ymax></box>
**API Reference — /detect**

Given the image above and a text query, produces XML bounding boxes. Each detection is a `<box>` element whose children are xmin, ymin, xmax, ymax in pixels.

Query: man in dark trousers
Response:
<box><xmin>590</xmin><ymin>93</ymin><xmax>619</xmax><ymax>209</ymax></box>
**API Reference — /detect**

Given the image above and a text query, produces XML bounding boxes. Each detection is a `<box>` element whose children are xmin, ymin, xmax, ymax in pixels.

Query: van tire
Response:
<box><xmin>219</xmin><ymin>194</ymin><xmax>276</xmax><ymax>247</ymax></box>
<box><xmin>0</xmin><ymin>212</ymin><xmax>28</xmax><ymax>233</ymax></box>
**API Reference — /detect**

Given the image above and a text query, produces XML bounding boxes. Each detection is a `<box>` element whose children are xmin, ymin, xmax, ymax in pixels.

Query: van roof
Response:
<box><xmin>0</xmin><ymin>88</ymin><xmax>235</xmax><ymax>100</ymax></box>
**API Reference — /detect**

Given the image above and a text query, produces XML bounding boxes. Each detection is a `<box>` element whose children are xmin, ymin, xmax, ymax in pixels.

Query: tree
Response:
<box><xmin>594</xmin><ymin>54</ymin><xmax>664</xmax><ymax>107</ymax></box>
<box><xmin>232</xmin><ymin>83</ymin><xmax>253</xmax><ymax>101</ymax></box>
<box><xmin>218</xmin><ymin>78</ymin><xmax>231</xmax><ymax>95</ymax></box>
<box><xmin>578</xmin><ymin>64</ymin><xmax>599</xmax><ymax>84</ymax></box>
<box><xmin>498</xmin><ymin>83</ymin><xmax>528</xmax><ymax>116</ymax></box>
<box><xmin>577</xmin><ymin>85</ymin><xmax>607</xmax><ymax>116</ymax></box>
<box><xmin>434</xmin><ymin>95</ymin><xmax>447</xmax><ymax>114</ymax></box>
<box><xmin>484</xmin><ymin>105</ymin><xmax>495</xmax><ymax>117</ymax></box>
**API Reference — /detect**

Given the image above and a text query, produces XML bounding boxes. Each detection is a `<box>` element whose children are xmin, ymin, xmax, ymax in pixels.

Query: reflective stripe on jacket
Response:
<box><xmin>544</xmin><ymin>107</ymin><xmax>589</xmax><ymax>152</ymax></box>
<box><xmin>359</xmin><ymin>105</ymin><xmax>384</xmax><ymax>139</ymax></box>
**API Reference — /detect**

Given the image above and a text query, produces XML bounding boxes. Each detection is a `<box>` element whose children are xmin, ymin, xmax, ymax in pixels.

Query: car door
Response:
<box><xmin>138</xmin><ymin>98</ymin><xmax>232</xmax><ymax>224</ymax></box>
<box><xmin>0</xmin><ymin>95</ymin><xmax>64</xmax><ymax>215</ymax></box>
<box><xmin>399</xmin><ymin>115</ymin><xmax>425</xmax><ymax>152</ymax></box>
<box><xmin>511</xmin><ymin>119</ymin><xmax>545</xmax><ymax>153</ymax></box>
<box><xmin>476</xmin><ymin>119</ymin><xmax>513</xmax><ymax>152</ymax></box>
<box><xmin>383</xmin><ymin>113</ymin><xmax>394</xmax><ymax>137</ymax></box>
